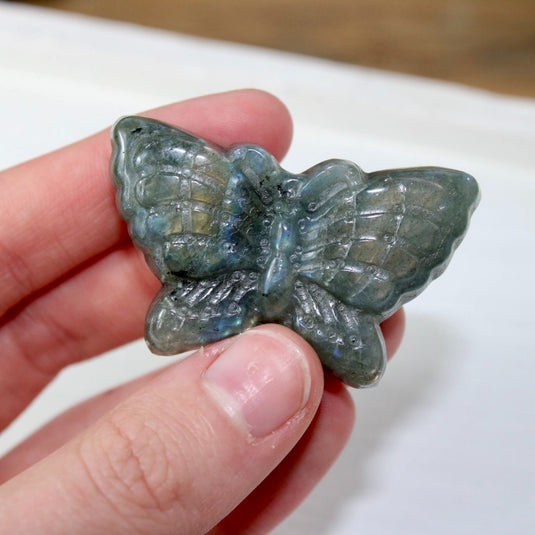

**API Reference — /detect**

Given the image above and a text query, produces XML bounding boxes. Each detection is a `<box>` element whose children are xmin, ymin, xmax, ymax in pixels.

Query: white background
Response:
<box><xmin>0</xmin><ymin>3</ymin><xmax>534</xmax><ymax>533</ymax></box>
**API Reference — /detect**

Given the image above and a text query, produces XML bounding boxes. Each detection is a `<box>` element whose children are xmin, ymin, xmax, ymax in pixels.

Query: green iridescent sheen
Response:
<box><xmin>111</xmin><ymin>116</ymin><xmax>479</xmax><ymax>387</ymax></box>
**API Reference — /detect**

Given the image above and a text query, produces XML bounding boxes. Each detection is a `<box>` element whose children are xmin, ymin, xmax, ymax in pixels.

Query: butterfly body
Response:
<box><xmin>112</xmin><ymin>116</ymin><xmax>479</xmax><ymax>387</ymax></box>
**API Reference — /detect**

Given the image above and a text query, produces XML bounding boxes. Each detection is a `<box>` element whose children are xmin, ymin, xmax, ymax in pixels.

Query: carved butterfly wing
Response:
<box><xmin>291</xmin><ymin>162</ymin><xmax>479</xmax><ymax>386</ymax></box>
<box><xmin>288</xmin><ymin>279</ymin><xmax>386</xmax><ymax>387</ymax></box>
<box><xmin>112</xmin><ymin>116</ymin><xmax>260</xmax><ymax>281</ymax></box>
<box><xmin>112</xmin><ymin>117</ymin><xmax>270</xmax><ymax>353</ymax></box>
<box><xmin>146</xmin><ymin>271</ymin><xmax>260</xmax><ymax>354</ymax></box>
<box><xmin>298</xmin><ymin>164</ymin><xmax>479</xmax><ymax>318</ymax></box>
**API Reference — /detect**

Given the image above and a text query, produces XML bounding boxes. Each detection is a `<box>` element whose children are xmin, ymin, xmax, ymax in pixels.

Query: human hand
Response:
<box><xmin>0</xmin><ymin>90</ymin><xmax>404</xmax><ymax>534</ymax></box>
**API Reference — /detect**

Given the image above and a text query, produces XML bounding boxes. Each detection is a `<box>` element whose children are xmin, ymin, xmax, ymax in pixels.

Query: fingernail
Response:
<box><xmin>204</xmin><ymin>329</ymin><xmax>311</xmax><ymax>438</ymax></box>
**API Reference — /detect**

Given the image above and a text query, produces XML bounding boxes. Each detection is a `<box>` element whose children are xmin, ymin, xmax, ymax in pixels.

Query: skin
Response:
<box><xmin>0</xmin><ymin>90</ymin><xmax>404</xmax><ymax>534</ymax></box>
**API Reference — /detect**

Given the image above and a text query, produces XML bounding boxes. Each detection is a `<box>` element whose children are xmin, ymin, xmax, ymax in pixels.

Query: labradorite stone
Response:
<box><xmin>111</xmin><ymin>116</ymin><xmax>479</xmax><ymax>387</ymax></box>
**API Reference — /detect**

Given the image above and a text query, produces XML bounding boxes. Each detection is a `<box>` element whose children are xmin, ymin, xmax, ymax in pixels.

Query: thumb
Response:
<box><xmin>0</xmin><ymin>325</ymin><xmax>324</xmax><ymax>534</ymax></box>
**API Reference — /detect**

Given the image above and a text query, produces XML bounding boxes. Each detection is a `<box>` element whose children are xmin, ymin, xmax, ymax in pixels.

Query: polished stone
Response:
<box><xmin>111</xmin><ymin>116</ymin><xmax>479</xmax><ymax>387</ymax></box>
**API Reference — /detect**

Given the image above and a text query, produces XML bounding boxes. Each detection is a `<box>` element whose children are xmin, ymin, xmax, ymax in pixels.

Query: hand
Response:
<box><xmin>0</xmin><ymin>90</ymin><xmax>404</xmax><ymax>534</ymax></box>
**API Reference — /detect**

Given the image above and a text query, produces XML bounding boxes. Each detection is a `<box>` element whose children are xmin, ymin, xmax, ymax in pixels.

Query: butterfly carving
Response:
<box><xmin>111</xmin><ymin>116</ymin><xmax>479</xmax><ymax>387</ymax></box>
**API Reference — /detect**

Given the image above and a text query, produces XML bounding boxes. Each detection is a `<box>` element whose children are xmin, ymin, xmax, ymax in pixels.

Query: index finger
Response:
<box><xmin>0</xmin><ymin>89</ymin><xmax>293</xmax><ymax>317</ymax></box>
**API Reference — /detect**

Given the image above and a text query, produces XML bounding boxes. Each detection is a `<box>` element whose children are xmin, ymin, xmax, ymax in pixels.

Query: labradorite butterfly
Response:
<box><xmin>111</xmin><ymin>116</ymin><xmax>479</xmax><ymax>387</ymax></box>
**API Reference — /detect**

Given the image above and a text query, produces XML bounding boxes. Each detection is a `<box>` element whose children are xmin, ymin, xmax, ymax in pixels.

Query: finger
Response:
<box><xmin>381</xmin><ymin>308</ymin><xmax>405</xmax><ymax>358</ymax></box>
<box><xmin>0</xmin><ymin>243</ymin><xmax>155</xmax><ymax>429</ymax></box>
<box><xmin>0</xmin><ymin>376</ymin><xmax>354</xmax><ymax>534</ymax></box>
<box><xmin>210</xmin><ymin>374</ymin><xmax>355</xmax><ymax>533</ymax></box>
<box><xmin>0</xmin><ymin>366</ymin><xmax>167</xmax><ymax>484</ymax></box>
<box><xmin>0</xmin><ymin>325</ymin><xmax>325</xmax><ymax>534</ymax></box>
<box><xmin>0</xmin><ymin>310</ymin><xmax>401</xmax><ymax>477</ymax></box>
<box><xmin>0</xmin><ymin>245</ymin><xmax>154</xmax><ymax>429</ymax></box>
<box><xmin>214</xmin><ymin>312</ymin><xmax>405</xmax><ymax>532</ymax></box>
<box><xmin>0</xmin><ymin>89</ymin><xmax>293</xmax><ymax>317</ymax></box>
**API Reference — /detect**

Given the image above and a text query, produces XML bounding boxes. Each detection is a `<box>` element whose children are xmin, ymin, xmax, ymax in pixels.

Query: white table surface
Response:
<box><xmin>1</xmin><ymin>3</ymin><xmax>534</xmax><ymax>533</ymax></box>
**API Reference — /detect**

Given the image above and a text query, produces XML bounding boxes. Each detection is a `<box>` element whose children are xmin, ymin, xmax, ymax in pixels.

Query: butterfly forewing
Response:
<box><xmin>298</xmin><ymin>167</ymin><xmax>479</xmax><ymax>318</ymax></box>
<box><xmin>112</xmin><ymin>117</ymin><xmax>259</xmax><ymax>279</ymax></box>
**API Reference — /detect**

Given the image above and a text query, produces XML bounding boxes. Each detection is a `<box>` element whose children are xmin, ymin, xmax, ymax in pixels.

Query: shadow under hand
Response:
<box><xmin>276</xmin><ymin>312</ymin><xmax>466</xmax><ymax>534</ymax></box>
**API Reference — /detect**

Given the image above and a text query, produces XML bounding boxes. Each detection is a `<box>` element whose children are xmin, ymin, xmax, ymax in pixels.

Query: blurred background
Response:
<box><xmin>13</xmin><ymin>0</ymin><xmax>535</xmax><ymax>97</ymax></box>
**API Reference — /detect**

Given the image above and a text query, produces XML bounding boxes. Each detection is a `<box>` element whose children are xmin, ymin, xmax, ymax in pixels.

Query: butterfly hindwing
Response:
<box><xmin>298</xmin><ymin>166</ymin><xmax>479</xmax><ymax>318</ymax></box>
<box><xmin>290</xmin><ymin>278</ymin><xmax>386</xmax><ymax>387</ymax></box>
<box><xmin>146</xmin><ymin>271</ymin><xmax>260</xmax><ymax>354</ymax></box>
